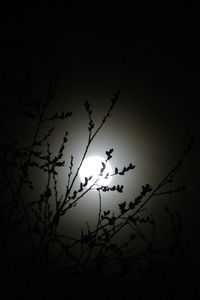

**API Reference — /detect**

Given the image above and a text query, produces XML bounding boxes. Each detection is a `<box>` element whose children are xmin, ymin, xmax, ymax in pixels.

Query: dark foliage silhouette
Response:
<box><xmin>0</xmin><ymin>81</ymin><xmax>195</xmax><ymax>299</ymax></box>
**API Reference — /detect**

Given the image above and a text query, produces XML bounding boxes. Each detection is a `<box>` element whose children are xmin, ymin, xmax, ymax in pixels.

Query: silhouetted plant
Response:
<box><xmin>0</xmin><ymin>80</ymin><xmax>195</xmax><ymax>299</ymax></box>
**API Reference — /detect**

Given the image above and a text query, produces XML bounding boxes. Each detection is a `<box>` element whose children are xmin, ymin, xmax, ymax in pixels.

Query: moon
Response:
<box><xmin>79</xmin><ymin>156</ymin><xmax>113</xmax><ymax>187</ymax></box>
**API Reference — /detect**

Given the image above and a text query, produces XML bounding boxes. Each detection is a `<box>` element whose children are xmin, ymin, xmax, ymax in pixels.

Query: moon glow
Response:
<box><xmin>79</xmin><ymin>156</ymin><xmax>113</xmax><ymax>187</ymax></box>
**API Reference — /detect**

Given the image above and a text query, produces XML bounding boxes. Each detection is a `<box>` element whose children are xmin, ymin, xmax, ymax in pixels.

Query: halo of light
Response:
<box><xmin>79</xmin><ymin>156</ymin><xmax>113</xmax><ymax>187</ymax></box>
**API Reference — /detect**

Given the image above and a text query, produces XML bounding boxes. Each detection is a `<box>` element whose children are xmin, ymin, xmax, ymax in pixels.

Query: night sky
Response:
<box><xmin>0</xmin><ymin>4</ymin><xmax>200</xmax><ymax>299</ymax></box>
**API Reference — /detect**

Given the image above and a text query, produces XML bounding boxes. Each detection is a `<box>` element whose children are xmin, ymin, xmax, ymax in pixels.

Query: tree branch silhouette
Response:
<box><xmin>0</xmin><ymin>80</ymin><xmax>195</xmax><ymax>299</ymax></box>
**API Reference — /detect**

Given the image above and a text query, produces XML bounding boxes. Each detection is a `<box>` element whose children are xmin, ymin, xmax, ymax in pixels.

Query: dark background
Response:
<box><xmin>0</xmin><ymin>3</ymin><xmax>200</xmax><ymax>297</ymax></box>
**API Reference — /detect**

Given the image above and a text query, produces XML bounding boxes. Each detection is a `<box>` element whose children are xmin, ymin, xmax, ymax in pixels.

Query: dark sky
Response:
<box><xmin>1</xmin><ymin>4</ymin><xmax>200</xmax><ymax>296</ymax></box>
